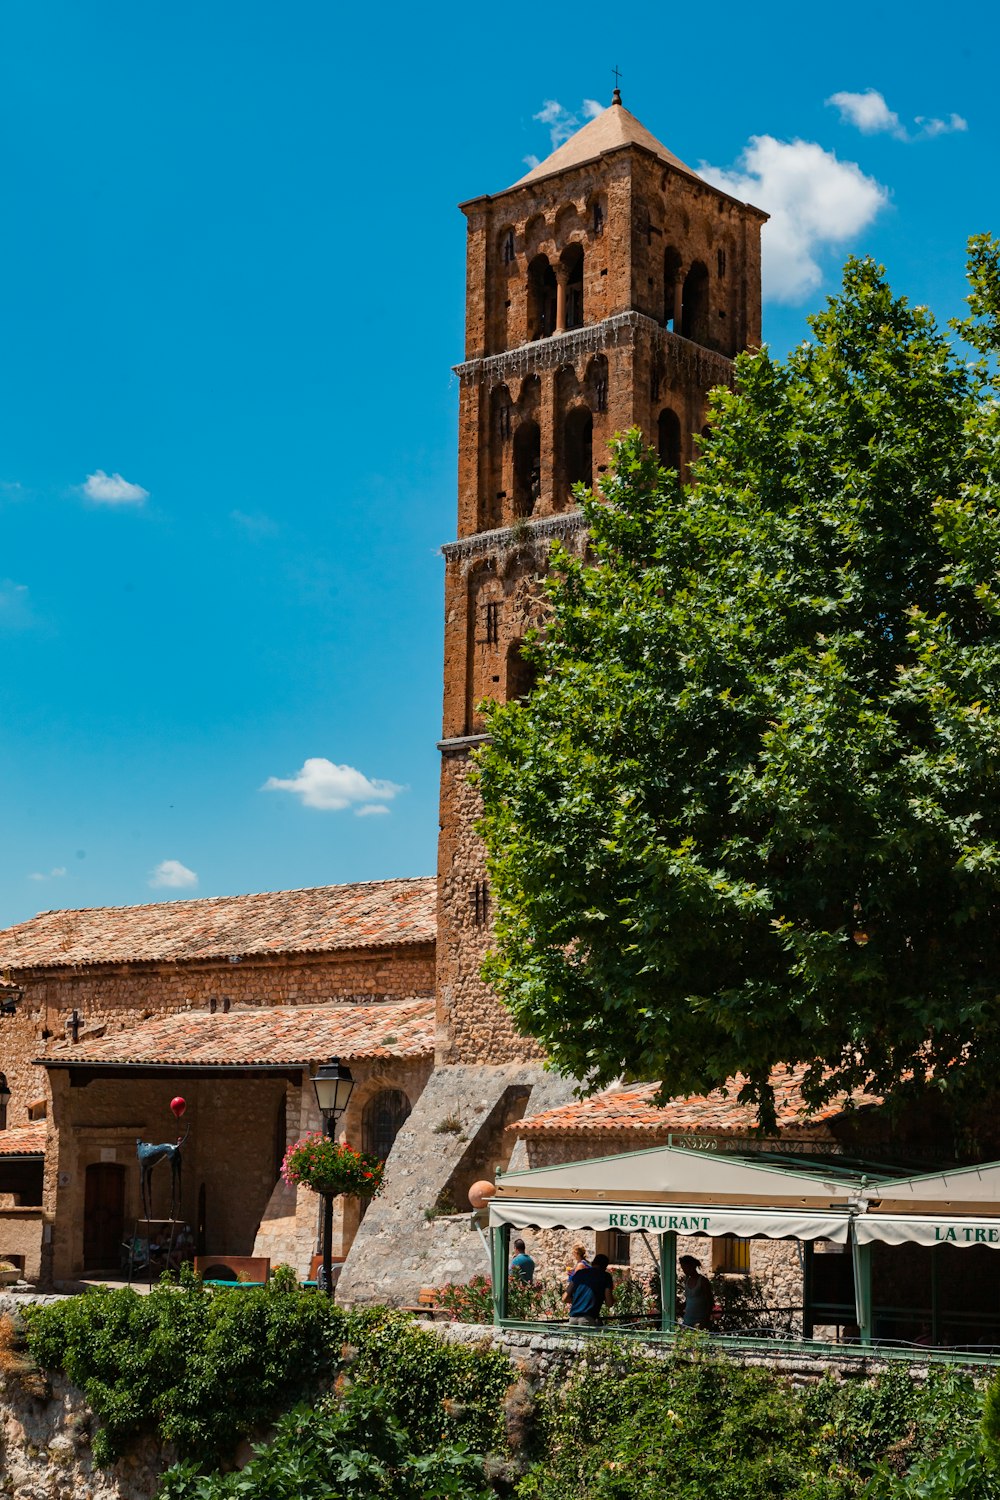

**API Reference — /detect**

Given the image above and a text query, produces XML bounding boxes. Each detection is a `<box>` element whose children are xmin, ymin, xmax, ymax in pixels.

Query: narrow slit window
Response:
<box><xmin>485</xmin><ymin>601</ymin><xmax>500</xmax><ymax>645</ymax></box>
<box><xmin>473</xmin><ymin>879</ymin><xmax>490</xmax><ymax>926</ymax></box>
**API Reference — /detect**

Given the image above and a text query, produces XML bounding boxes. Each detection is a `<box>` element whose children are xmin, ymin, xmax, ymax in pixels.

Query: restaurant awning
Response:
<box><xmin>855</xmin><ymin>1214</ymin><xmax>1000</xmax><ymax>1249</ymax></box>
<box><xmin>489</xmin><ymin>1142</ymin><xmax>863</xmax><ymax>1243</ymax></box>
<box><xmin>489</xmin><ymin>1197</ymin><xmax>853</xmax><ymax>1242</ymax></box>
<box><xmin>854</xmin><ymin>1160</ymin><xmax>1000</xmax><ymax>1249</ymax></box>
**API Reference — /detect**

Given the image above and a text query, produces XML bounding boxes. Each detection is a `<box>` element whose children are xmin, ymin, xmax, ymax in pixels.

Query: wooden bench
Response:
<box><xmin>193</xmin><ymin>1255</ymin><xmax>270</xmax><ymax>1284</ymax></box>
<box><xmin>401</xmin><ymin>1286</ymin><xmax>445</xmax><ymax>1320</ymax></box>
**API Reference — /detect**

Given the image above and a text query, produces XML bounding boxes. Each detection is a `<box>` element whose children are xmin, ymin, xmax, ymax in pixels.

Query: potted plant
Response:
<box><xmin>280</xmin><ymin>1134</ymin><xmax>385</xmax><ymax>1199</ymax></box>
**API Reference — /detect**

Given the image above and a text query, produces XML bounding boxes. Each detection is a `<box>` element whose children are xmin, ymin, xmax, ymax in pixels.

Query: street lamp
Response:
<box><xmin>311</xmin><ymin>1057</ymin><xmax>354</xmax><ymax>1296</ymax></box>
<box><xmin>0</xmin><ymin>1073</ymin><xmax>10</xmax><ymax>1131</ymax></box>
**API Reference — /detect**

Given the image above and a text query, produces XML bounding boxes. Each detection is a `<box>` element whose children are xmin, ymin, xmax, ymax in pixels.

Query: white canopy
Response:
<box><xmin>855</xmin><ymin>1214</ymin><xmax>1000</xmax><ymax>1250</ymax></box>
<box><xmin>490</xmin><ymin>1142</ymin><xmax>861</xmax><ymax>1243</ymax></box>
<box><xmin>496</xmin><ymin>1142</ymin><xmax>860</xmax><ymax>1201</ymax></box>
<box><xmin>852</xmin><ymin>1161</ymin><xmax>1000</xmax><ymax>1249</ymax></box>
<box><xmin>489</xmin><ymin>1197</ymin><xmax>852</xmax><ymax>1242</ymax></box>
<box><xmin>870</xmin><ymin>1160</ymin><xmax>1000</xmax><ymax>1210</ymax></box>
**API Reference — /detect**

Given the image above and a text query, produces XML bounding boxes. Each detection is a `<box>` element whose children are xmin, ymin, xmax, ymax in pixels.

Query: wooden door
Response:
<box><xmin>83</xmin><ymin>1162</ymin><xmax>125</xmax><ymax>1270</ymax></box>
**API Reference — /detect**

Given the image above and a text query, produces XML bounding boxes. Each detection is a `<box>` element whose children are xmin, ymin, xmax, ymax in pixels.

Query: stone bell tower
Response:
<box><xmin>436</xmin><ymin>90</ymin><xmax>767</xmax><ymax>1066</ymax></box>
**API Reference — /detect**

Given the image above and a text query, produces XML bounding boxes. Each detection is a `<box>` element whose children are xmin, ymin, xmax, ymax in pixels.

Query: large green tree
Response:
<box><xmin>476</xmin><ymin>242</ymin><xmax>1000</xmax><ymax>1127</ymax></box>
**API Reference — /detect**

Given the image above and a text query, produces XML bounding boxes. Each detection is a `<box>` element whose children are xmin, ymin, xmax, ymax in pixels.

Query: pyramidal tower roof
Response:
<box><xmin>511</xmin><ymin>92</ymin><xmax>698</xmax><ymax>190</ymax></box>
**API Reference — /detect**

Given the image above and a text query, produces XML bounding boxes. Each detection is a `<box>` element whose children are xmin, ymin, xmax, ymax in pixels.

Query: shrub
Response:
<box><xmin>517</xmin><ymin>1338</ymin><xmax>856</xmax><ymax>1499</ymax></box>
<box><xmin>159</xmin><ymin>1385</ymin><xmax>492</xmax><ymax>1500</ymax></box>
<box><xmin>342</xmin><ymin>1307</ymin><xmax>511</xmax><ymax>1455</ymax></box>
<box><xmin>23</xmin><ymin>1266</ymin><xmax>346</xmax><ymax>1462</ymax></box>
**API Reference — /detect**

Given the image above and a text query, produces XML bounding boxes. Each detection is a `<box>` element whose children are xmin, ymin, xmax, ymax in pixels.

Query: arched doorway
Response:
<box><xmin>83</xmin><ymin>1162</ymin><xmax>126</xmax><ymax>1271</ymax></box>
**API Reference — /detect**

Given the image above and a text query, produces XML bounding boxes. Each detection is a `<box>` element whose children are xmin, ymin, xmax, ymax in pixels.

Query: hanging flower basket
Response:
<box><xmin>281</xmin><ymin>1134</ymin><xmax>385</xmax><ymax>1199</ymax></box>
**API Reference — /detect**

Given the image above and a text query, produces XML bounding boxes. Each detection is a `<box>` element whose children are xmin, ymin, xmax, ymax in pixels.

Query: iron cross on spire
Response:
<box><xmin>612</xmin><ymin>65</ymin><xmax>623</xmax><ymax>103</ymax></box>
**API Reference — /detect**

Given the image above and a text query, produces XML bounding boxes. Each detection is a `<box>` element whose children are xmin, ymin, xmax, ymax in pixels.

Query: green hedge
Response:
<box><xmin>23</xmin><ymin>1265</ymin><xmax>344</xmax><ymax>1462</ymax></box>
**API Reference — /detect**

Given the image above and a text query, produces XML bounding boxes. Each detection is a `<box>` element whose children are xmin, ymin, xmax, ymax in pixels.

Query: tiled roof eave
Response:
<box><xmin>35</xmin><ymin>997</ymin><xmax>436</xmax><ymax>1071</ymax></box>
<box><xmin>8</xmin><ymin>935</ymin><xmax>436</xmax><ymax>976</ymax></box>
<box><xmin>40</xmin><ymin>1045</ymin><xmax>433</xmax><ymax>1073</ymax></box>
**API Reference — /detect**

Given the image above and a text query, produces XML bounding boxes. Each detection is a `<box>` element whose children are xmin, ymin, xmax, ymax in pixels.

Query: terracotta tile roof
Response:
<box><xmin>516</xmin><ymin>1066</ymin><xmax>881</xmax><ymax>1138</ymax></box>
<box><xmin>41</xmin><ymin>998</ymin><xmax>434</xmax><ymax>1070</ymax></box>
<box><xmin>0</xmin><ymin>1123</ymin><xmax>46</xmax><ymax>1157</ymax></box>
<box><xmin>0</xmin><ymin>877</ymin><xmax>436</xmax><ymax>971</ymax></box>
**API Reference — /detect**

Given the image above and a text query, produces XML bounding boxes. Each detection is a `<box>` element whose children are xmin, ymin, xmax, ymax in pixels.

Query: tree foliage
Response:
<box><xmin>476</xmin><ymin>242</ymin><xmax>1000</xmax><ymax>1125</ymax></box>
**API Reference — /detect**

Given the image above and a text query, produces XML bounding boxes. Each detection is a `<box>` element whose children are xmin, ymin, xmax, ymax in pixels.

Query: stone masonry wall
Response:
<box><xmin>435</xmin><ymin>755</ymin><xmax>542</xmax><ymax>1067</ymax></box>
<box><xmin>0</xmin><ymin>1207</ymin><xmax>43</xmax><ymax>1280</ymax></box>
<box><xmin>0</xmin><ymin>942</ymin><xmax>435</xmax><ymax>1129</ymax></box>
<box><xmin>338</xmin><ymin>1062</ymin><xmax>578</xmax><ymax>1306</ymax></box>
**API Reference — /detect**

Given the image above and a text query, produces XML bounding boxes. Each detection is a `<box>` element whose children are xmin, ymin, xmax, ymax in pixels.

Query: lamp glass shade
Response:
<box><xmin>313</xmin><ymin>1058</ymin><xmax>354</xmax><ymax>1119</ymax></box>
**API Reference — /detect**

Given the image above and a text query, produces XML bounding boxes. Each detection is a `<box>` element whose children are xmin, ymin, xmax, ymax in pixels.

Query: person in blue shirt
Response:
<box><xmin>565</xmin><ymin>1252</ymin><xmax>614</xmax><ymax>1326</ymax></box>
<box><xmin>509</xmin><ymin>1237</ymin><xmax>536</xmax><ymax>1283</ymax></box>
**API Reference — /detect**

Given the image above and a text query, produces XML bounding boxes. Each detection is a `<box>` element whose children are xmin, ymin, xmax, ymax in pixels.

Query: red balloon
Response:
<box><xmin>170</xmin><ymin>1096</ymin><xmax>187</xmax><ymax>1118</ymax></box>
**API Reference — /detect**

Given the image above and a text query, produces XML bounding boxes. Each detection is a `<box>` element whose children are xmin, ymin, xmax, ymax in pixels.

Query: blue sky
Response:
<box><xmin>1</xmin><ymin>0</ymin><xmax>995</xmax><ymax>925</ymax></box>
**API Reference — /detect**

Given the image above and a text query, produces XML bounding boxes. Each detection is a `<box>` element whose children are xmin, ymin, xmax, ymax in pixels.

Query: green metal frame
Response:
<box><xmin>851</xmin><ymin>1238</ymin><xmax>873</xmax><ymax>1346</ymax></box>
<box><xmin>491</xmin><ymin>1222</ymin><xmax>510</xmax><ymax>1325</ymax></box>
<box><xmin>492</xmin><ymin>1318</ymin><xmax>1000</xmax><ymax>1368</ymax></box>
<box><xmin>659</xmin><ymin>1231</ymin><xmax>677</xmax><ymax>1334</ymax></box>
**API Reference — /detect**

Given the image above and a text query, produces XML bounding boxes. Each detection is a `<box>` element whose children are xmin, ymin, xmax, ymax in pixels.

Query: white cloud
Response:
<box><xmin>701</xmin><ymin>136</ymin><xmax>887</xmax><ymax>303</ymax></box>
<box><xmin>827</xmin><ymin>89</ymin><xmax>905</xmax><ymax>138</ymax></box>
<box><xmin>533</xmin><ymin>98</ymin><xmax>606</xmax><ymax>149</ymax></box>
<box><xmin>263</xmin><ymin>757</ymin><xmax>404</xmax><ymax>813</ymax></box>
<box><xmin>231</xmin><ymin>509</ymin><xmax>279</xmax><ymax>538</ymax></box>
<box><xmin>522</xmin><ymin>154</ymin><xmax>540</xmax><ymax>171</ymax></box>
<box><xmin>83</xmin><ymin>469</ymin><xmax>149</xmax><ymax>505</ymax></box>
<box><xmin>149</xmin><ymin>859</ymin><xmax>198</xmax><ymax>889</ymax></box>
<box><xmin>827</xmin><ymin>89</ymin><xmax>968</xmax><ymax>142</ymax></box>
<box><xmin>355</xmin><ymin>803</ymin><xmax>391</xmax><ymax>817</ymax></box>
<box><xmin>28</xmin><ymin>867</ymin><xmax>67</xmax><ymax>882</ymax></box>
<box><xmin>0</xmin><ymin>579</ymin><xmax>32</xmax><ymax>631</ymax></box>
<box><xmin>916</xmin><ymin>112</ymin><xmax>968</xmax><ymax>138</ymax></box>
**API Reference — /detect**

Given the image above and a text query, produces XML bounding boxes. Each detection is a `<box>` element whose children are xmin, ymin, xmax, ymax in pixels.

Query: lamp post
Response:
<box><xmin>0</xmin><ymin>1073</ymin><xmax>10</xmax><ymax>1131</ymax></box>
<box><xmin>311</xmin><ymin>1056</ymin><xmax>354</xmax><ymax>1296</ymax></box>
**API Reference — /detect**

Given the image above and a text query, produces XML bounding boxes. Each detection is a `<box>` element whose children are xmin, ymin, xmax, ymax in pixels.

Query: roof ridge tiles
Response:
<box><xmin>29</xmin><ymin>873</ymin><xmax>435</xmax><ymax>921</ymax></box>
<box><xmin>0</xmin><ymin>877</ymin><xmax>437</xmax><ymax>970</ymax></box>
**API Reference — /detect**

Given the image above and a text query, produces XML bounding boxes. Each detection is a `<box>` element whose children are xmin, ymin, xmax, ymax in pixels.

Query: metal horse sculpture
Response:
<box><xmin>136</xmin><ymin>1131</ymin><xmax>189</xmax><ymax>1221</ymax></box>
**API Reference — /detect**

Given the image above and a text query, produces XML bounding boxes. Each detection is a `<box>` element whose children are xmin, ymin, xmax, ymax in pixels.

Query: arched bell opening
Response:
<box><xmin>563</xmin><ymin>406</ymin><xmax>593</xmax><ymax>502</ymax></box>
<box><xmin>527</xmin><ymin>255</ymin><xmax>557</xmax><ymax>340</ymax></box>
<box><xmin>506</xmin><ymin>640</ymin><xmax>539</xmax><ymax>703</ymax></box>
<box><xmin>657</xmin><ymin>408</ymin><xmax>682</xmax><ymax>477</ymax></box>
<box><xmin>681</xmin><ymin>261</ymin><xmax>710</xmax><ymax>345</ymax></box>
<box><xmin>513</xmin><ymin>421</ymin><xmax>541</xmax><ymax>516</ymax></box>
<box><xmin>560</xmin><ymin>243</ymin><xmax>585</xmax><ymax>331</ymax></box>
<box><xmin>663</xmin><ymin>247</ymin><xmax>682</xmax><ymax>331</ymax></box>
